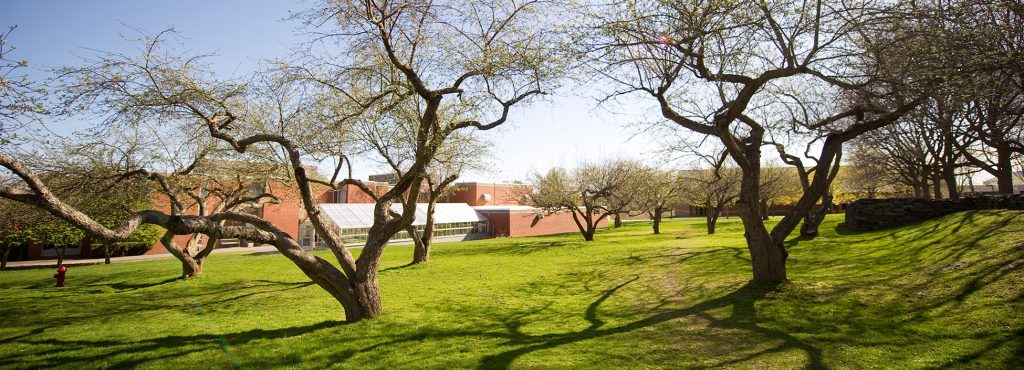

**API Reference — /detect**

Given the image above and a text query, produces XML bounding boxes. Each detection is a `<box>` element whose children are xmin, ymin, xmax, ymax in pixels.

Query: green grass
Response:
<box><xmin>1</xmin><ymin>211</ymin><xmax>1022</xmax><ymax>369</ymax></box>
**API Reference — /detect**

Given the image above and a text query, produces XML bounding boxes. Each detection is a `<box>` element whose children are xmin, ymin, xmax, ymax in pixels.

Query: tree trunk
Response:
<box><xmin>932</xmin><ymin>174</ymin><xmax>943</xmax><ymax>200</ymax></box>
<box><xmin>944</xmin><ymin>166</ymin><xmax>959</xmax><ymax>200</ymax></box>
<box><xmin>736</xmin><ymin>163</ymin><xmax>788</xmax><ymax>285</ymax></box>
<box><xmin>743</xmin><ymin>221</ymin><xmax>788</xmax><ymax>285</ymax></box>
<box><xmin>349</xmin><ymin>277</ymin><xmax>383</xmax><ymax>320</ymax></box>
<box><xmin>705</xmin><ymin>203</ymin><xmax>722</xmax><ymax>235</ymax></box>
<box><xmin>706</xmin><ymin>215</ymin><xmax>717</xmax><ymax>235</ymax></box>
<box><xmin>104</xmin><ymin>247</ymin><xmax>111</xmax><ymax>265</ymax></box>
<box><xmin>996</xmin><ymin>146</ymin><xmax>1014</xmax><ymax>194</ymax></box>
<box><xmin>182</xmin><ymin>256</ymin><xmax>204</xmax><ymax>278</ymax></box>
<box><xmin>652</xmin><ymin>208</ymin><xmax>662</xmax><ymax>234</ymax></box>
<box><xmin>56</xmin><ymin>246</ymin><xmax>65</xmax><ymax>267</ymax></box>
<box><xmin>1</xmin><ymin>246</ymin><xmax>8</xmax><ymax>270</ymax></box>
<box><xmin>584</xmin><ymin>226</ymin><xmax>596</xmax><ymax>241</ymax></box>
<box><xmin>921</xmin><ymin>176</ymin><xmax>932</xmax><ymax>199</ymax></box>
<box><xmin>799</xmin><ymin>193</ymin><xmax>833</xmax><ymax>238</ymax></box>
<box><xmin>411</xmin><ymin>200</ymin><xmax>436</xmax><ymax>264</ymax></box>
<box><xmin>760</xmin><ymin>199</ymin><xmax>769</xmax><ymax>220</ymax></box>
<box><xmin>160</xmin><ymin>232</ymin><xmax>209</xmax><ymax>279</ymax></box>
<box><xmin>613</xmin><ymin>214</ymin><xmax>622</xmax><ymax>228</ymax></box>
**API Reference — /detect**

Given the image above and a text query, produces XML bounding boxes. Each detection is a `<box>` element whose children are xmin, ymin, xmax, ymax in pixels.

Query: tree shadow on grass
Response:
<box><xmin>7</xmin><ymin>319</ymin><xmax>346</xmax><ymax>369</ymax></box>
<box><xmin>441</xmin><ymin>240</ymin><xmax>576</xmax><ymax>257</ymax></box>
<box><xmin>319</xmin><ymin>277</ymin><xmax>826</xmax><ymax>370</ymax></box>
<box><xmin>105</xmin><ymin>276</ymin><xmax>180</xmax><ymax>291</ymax></box>
<box><xmin>476</xmin><ymin>280</ymin><xmax>826</xmax><ymax>370</ymax></box>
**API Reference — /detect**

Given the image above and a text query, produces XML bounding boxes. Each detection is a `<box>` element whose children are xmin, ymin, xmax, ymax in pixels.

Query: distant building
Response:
<box><xmin>968</xmin><ymin>171</ymin><xmax>1024</xmax><ymax>195</ymax></box>
<box><xmin>300</xmin><ymin>181</ymin><xmax>598</xmax><ymax>248</ymax></box>
<box><xmin>13</xmin><ymin>176</ymin><xmax>598</xmax><ymax>261</ymax></box>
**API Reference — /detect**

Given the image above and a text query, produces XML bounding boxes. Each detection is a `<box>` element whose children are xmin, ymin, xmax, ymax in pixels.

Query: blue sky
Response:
<box><xmin>2</xmin><ymin>0</ymin><xmax>657</xmax><ymax>182</ymax></box>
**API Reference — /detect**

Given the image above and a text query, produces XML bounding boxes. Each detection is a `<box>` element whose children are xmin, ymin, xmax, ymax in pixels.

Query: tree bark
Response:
<box><xmin>736</xmin><ymin>161</ymin><xmax>788</xmax><ymax>285</ymax></box>
<box><xmin>705</xmin><ymin>203</ymin><xmax>721</xmax><ymax>235</ymax></box>
<box><xmin>799</xmin><ymin>192</ymin><xmax>833</xmax><ymax>237</ymax></box>
<box><xmin>996</xmin><ymin>146</ymin><xmax>1014</xmax><ymax>194</ymax></box>
<box><xmin>584</xmin><ymin>227</ymin><xmax>596</xmax><ymax>241</ymax></box>
<box><xmin>161</xmin><ymin>232</ymin><xmax>213</xmax><ymax>279</ymax></box>
<box><xmin>651</xmin><ymin>208</ymin><xmax>662</xmax><ymax>234</ymax></box>
<box><xmin>613</xmin><ymin>214</ymin><xmax>622</xmax><ymax>228</ymax></box>
<box><xmin>943</xmin><ymin>166</ymin><xmax>959</xmax><ymax>200</ymax></box>
<box><xmin>104</xmin><ymin>246</ymin><xmax>112</xmax><ymax>265</ymax></box>
<box><xmin>743</xmin><ymin>219</ymin><xmax>788</xmax><ymax>285</ymax></box>
<box><xmin>411</xmin><ymin>200</ymin><xmax>436</xmax><ymax>264</ymax></box>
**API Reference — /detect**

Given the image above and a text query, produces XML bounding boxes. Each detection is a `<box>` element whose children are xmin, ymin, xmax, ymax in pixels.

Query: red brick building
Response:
<box><xmin>16</xmin><ymin>178</ymin><xmax>607</xmax><ymax>261</ymax></box>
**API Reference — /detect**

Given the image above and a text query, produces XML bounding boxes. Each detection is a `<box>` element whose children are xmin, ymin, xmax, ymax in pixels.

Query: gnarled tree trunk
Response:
<box><xmin>799</xmin><ymin>192</ymin><xmax>833</xmax><ymax>237</ymax></box>
<box><xmin>161</xmin><ymin>231</ymin><xmax>219</xmax><ymax>278</ymax></box>
<box><xmin>411</xmin><ymin>200</ymin><xmax>436</xmax><ymax>264</ymax></box>
<box><xmin>734</xmin><ymin>154</ymin><xmax>789</xmax><ymax>285</ymax></box>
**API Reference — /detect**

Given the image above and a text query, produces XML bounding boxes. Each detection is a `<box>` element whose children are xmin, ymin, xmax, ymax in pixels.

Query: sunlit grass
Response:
<box><xmin>1</xmin><ymin>211</ymin><xmax>1021</xmax><ymax>369</ymax></box>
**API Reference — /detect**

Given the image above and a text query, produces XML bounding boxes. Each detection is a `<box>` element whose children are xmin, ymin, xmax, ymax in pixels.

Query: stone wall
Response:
<box><xmin>845</xmin><ymin>195</ymin><xmax>1024</xmax><ymax>231</ymax></box>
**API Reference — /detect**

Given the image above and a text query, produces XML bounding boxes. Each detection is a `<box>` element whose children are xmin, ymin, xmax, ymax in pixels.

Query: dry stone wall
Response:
<box><xmin>845</xmin><ymin>195</ymin><xmax>1024</xmax><ymax>231</ymax></box>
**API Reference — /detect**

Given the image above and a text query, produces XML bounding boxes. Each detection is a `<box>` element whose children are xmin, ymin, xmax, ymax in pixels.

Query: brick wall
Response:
<box><xmin>482</xmin><ymin>209</ymin><xmax>607</xmax><ymax>238</ymax></box>
<box><xmin>446</xmin><ymin>183</ymin><xmax>530</xmax><ymax>206</ymax></box>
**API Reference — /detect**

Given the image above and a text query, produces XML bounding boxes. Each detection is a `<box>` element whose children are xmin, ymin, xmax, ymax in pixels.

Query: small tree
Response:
<box><xmin>633</xmin><ymin>166</ymin><xmax>684</xmax><ymax>234</ymax></box>
<box><xmin>679</xmin><ymin>157</ymin><xmax>742</xmax><ymax>235</ymax></box>
<box><xmin>528</xmin><ymin>159</ymin><xmax>642</xmax><ymax>241</ymax></box>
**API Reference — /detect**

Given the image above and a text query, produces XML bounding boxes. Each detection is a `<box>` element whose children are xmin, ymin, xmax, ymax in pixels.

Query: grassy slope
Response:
<box><xmin>0</xmin><ymin>211</ymin><xmax>1021</xmax><ymax>369</ymax></box>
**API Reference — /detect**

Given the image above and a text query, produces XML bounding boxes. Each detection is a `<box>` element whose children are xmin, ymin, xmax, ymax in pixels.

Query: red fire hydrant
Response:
<box><xmin>54</xmin><ymin>265</ymin><xmax>66</xmax><ymax>287</ymax></box>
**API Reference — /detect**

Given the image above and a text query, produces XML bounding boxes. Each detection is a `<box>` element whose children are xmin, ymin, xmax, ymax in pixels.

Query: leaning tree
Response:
<box><xmin>584</xmin><ymin>0</ymin><xmax>932</xmax><ymax>284</ymax></box>
<box><xmin>0</xmin><ymin>0</ymin><xmax>563</xmax><ymax>322</ymax></box>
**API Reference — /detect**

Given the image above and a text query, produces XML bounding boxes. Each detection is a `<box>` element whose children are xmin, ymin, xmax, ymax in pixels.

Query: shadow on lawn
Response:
<box><xmin>475</xmin><ymin>279</ymin><xmax>828</xmax><ymax>370</ymax></box>
<box><xmin>340</xmin><ymin>213</ymin><xmax>1023</xmax><ymax>369</ymax></box>
<box><xmin>6</xmin><ymin>320</ymin><xmax>345</xmax><ymax>369</ymax></box>
<box><xmin>318</xmin><ymin>278</ymin><xmax>828</xmax><ymax>369</ymax></box>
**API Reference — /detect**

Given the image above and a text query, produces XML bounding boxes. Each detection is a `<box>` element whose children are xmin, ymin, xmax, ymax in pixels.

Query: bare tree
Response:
<box><xmin>1</xmin><ymin>0</ymin><xmax>563</xmax><ymax>322</ymax></box>
<box><xmin>585</xmin><ymin>0</ymin><xmax>929</xmax><ymax>283</ymax></box>
<box><xmin>678</xmin><ymin>154</ymin><xmax>741</xmax><ymax>235</ymax></box>
<box><xmin>0</xmin><ymin>26</ymin><xmax>49</xmax><ymax>146</ymax></box>
<box><xmin>844</xmin><ymin>141</ymin><xmax>892</xmax><ymax>198</ymax></box>
<box><xmin>528</xmin><ymin>159</ymin><xmax>642</xmax><ymax>241</ymax></box>
<box><xmin>404</xmin><ymin>133</ymin><xmax>490</xmax><ymax>264</ymax></box>
<box><xmin>633</xmin><ymin>165</ymin><xmax>684</xmax><ymax>234</ymax></box>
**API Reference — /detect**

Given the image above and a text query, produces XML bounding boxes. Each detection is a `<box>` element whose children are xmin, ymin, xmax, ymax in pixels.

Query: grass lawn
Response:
<box><xmin>1</xmin><ymin>211</ymin><xmax>1022</xmax><ymax>369</ymax></box>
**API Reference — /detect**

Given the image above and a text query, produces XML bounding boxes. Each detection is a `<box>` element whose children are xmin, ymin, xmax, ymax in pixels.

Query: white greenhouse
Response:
<box><xmin>298</xmin><ymin>203</ymin><xmax>490</xmax><ymax>249</ymax></box>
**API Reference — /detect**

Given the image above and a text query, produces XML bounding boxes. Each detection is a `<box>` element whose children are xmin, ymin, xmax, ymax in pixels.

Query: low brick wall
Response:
<box><xmin>845</xmin><ymin>195</ymin><xmax>1024</xmax><ymax>231</ymax></box>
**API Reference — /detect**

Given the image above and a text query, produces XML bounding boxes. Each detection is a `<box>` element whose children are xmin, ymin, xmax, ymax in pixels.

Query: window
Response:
<box><xmin>332</xmin><ymin>189</ymin><xmax>347</xmax><ymax>203</ymax></box>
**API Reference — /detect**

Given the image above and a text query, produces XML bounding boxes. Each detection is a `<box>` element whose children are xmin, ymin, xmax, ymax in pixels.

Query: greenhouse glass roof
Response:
<box><xmin>318</xmin><ymin>203</ymin><xmax>488</xmax><ymax>229</ymax></box>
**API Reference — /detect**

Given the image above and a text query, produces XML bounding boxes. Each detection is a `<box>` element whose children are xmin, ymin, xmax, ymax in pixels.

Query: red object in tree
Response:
<box><xmin>54</xmin><ymin>265</ymin><xmax>66</xmax><ymax>287</ymax></box>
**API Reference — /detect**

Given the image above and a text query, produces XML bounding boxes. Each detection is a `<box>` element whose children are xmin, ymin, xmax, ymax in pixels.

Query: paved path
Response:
<box><xmin>4</xmin><ymin>245</ymin><xmax>280</xmax><ymax>269</ymax></box>
<box><xmin>5</xmin><ymin>235</ymin><xmax>458</xmax><ymax>269</ymax></box>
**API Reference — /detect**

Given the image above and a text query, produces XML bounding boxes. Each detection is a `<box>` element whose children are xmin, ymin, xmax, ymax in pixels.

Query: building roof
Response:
<box><xmin>454</xmin><ymin>182</ymin><xmax>531</xmax><ymax>187</ymax></box>
<box><xmin>318</xmin><ymin>203</ymin><xmax>487</xmax><ymax>229</ymax></box>
<box><xmin>472</xmin><ymin>205</ymin><xmax>541</xmax><ymax>212</ymax></box>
